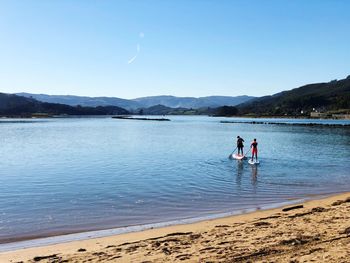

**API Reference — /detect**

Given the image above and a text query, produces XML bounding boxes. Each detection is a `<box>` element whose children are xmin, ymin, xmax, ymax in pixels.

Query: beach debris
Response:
<box><xmin>311</xmin><ymin>207</ymin><xmax>328</xmax><ymax>213</ymax></box>
<box><xmin>282</xmin><ymin>205</ymin><xmax>304</xmax><ymax>212</ymax></box>
<box><xmin>105</xmin><ymin>245</ymin><xmax>116</xmax><ymax>248</ymax></box>
<box><xmin>162</xmin><ymin>247</ymin><xmax>171</xmax><ymax>255</ymax></box>
<box><xmin>331</xmin><ymin>198</ymin><xmax>350</xmax><ymax>206</ymax></box>
<box><xmin>108</xmin><ymin>255</ymin><xmax>122</xmax><ymax>260</ymax></box>
<box><xmin>232</xmin><ymin>247</ymin><xmax>280</xmax><ymax>261</ymax></box>
<box><xmin>288</xmin><ymin>212</ymin><xmax>312</xmax><ymax>218</ymax></box>
<box><xmin>189</xmin><ymin>233</ymin><xmax>201</xmax><ymax>240</ymax></box>
<box><xmin>253</xmin><ymin>221</ymin><xmax>272</xmax><ymax>227</ymax></box>
<box><xmin>125</xmin><ymin>245</ymin><xmax>142</xmax><ymax>253</ymax></box>
<box><xmin>340</xmin><ymin>226</ymin><xmax>350</xmax><ymax>235</ymax></box>
<box><xmin>258</xmin><ymin>215</ymin><xmax>281</xmax><ymax>220</ymax></box>
<box><xmin>33</xmin><ymin>254</ymin><xmax>59</xmax><ymax>262</ymax></box>
<box><xmin>175</xmin><ymin>253</ymin><xmax>192</xmax><ymax>260</ymax></box>
<box><xmin>152</xmin><ymin>241</ymin><xmax>161</xmax><ymax>247</ymax></box>
<box><xmin>215</xmin><ymin>224</ymin><xmax>230</xmax><ymax>228</ymax></box>
<box><xmin>92</xmin><ymin>251</ymin><xmax>108</xmax><ymax>257</ymax></box>
<box><xmin>164</xmin><ymin>232</ymin><xmax>192</xmax><ymax>237</ymax></box>
<box><xmin>331</xmin><ymin>200</ymin><xmax>345</xmax><ymax>206</ymax></box>
<box><xmin>77</xmin><ymin>248</ymin><xmax>86</xmax><ymax>252</ymax></box>
<box><xmin>280</xmin><ymin>234</ymin><xmax>320</xmax><ymax>246</ymax></box>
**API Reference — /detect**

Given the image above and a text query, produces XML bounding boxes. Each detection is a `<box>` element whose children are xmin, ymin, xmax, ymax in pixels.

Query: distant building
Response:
<box><xmin>332</xmin><ymin>114</ymin><xmax>350</xmax><ymax>120</ymax></box>
<box><xmin>310</xmin><ymin>112</ymin><xmax>328</xmax><ymax>118</ymax></box>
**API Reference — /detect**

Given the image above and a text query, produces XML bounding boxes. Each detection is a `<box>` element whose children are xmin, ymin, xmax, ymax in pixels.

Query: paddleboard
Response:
<box><xmin>248</xmin><ymin>159</ymin><xmax>260</xmax><ymax>165</ymax></box>
<box><xmin>231</xmin><ymin>154</ymin><xmax>246</xmax><ymax>160</ymax></box>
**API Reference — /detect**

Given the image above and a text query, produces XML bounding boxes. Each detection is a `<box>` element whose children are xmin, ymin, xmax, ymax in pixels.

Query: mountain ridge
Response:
<box><xmin>15</xmin><ymin>93</ymin><xmax>254</xmax><ymax>110</ymax></box>
<box><xmin>9</xmin><ymin>75</ymin><xmax>350</xmax><ymax>117</ymax></box>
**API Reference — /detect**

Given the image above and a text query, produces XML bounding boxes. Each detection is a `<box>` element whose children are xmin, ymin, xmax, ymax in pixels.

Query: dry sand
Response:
<box><xmin>1</xmin><ymin>193</ymin><xmax>349</xmax><ymax>263</ymax></box>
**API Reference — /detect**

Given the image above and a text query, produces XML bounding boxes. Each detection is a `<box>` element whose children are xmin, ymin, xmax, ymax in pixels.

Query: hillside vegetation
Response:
<box><xmin>0</xmin><ymin>93</ymin><xmax>129</xmax><ymax>117</ymax></box>
<box><xmin>237</xmin><ymin>76</ymin><xmax>350</xmax><ymax>116</ymax></box>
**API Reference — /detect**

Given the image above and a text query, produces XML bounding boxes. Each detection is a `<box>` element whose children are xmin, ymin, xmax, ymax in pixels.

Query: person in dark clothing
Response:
<box><xmin>251</xmin><ymin>138</ymin><xmax>258</xmax><ymax>161</ymax></box>
<box><xmin>237</xmin><ymin>136</ymin><xmax>244</xmax><ymax>156</ymax></box>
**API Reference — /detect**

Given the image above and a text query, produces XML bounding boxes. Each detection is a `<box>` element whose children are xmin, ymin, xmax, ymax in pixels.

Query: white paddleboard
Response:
<box><xmin>248</xmin><ymin>159</ymin><xmax>260</xmax><ymax>165</ymax></box>
<box><xmin>231</xmin><ymin>154</ymin><xmax>246</xmax><ymax>160</ymax></box>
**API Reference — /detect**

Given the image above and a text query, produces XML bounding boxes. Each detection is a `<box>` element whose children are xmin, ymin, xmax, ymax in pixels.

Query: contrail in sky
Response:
<box><xmin>128</xmin><ymin>33</ymin><xmax>144</xmax><ymax>64</ymax></box>
<box><xmin>127</xmin><ymin>44</ymin><xmax>140</xmax><ymax>64</ymax></box>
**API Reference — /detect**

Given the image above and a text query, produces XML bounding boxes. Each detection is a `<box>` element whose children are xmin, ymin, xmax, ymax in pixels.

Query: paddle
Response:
<box><xmin>228</xmin><ymin>147</ymin><xmax>238</xmax><ymax>159</ymax></box>
<box><xmin>244</xmin><ymin>148</ymin><xmax>252</xmax><ymax>159</ymax></box>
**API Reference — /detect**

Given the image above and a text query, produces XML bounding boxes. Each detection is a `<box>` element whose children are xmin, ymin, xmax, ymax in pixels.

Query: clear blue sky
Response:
<box><xmin>0</xmin><ymin>0</ymin><xmax>349</xmax><ymax>98</ymax></box>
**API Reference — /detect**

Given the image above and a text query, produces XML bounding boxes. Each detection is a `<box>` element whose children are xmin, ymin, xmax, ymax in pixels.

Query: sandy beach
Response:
<box><xmin>0</xmin><ymin>193</ymin><xmax>349</xmax><ymax>263</ymax></box>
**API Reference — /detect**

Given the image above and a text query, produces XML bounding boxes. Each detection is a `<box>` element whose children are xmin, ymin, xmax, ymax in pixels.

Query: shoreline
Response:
<box><xmin>1</xmin><ymin>191</ymin><xmax>349</xmax><ymax>262</ymax></box>
<box><xmin>0</xmin><ymin>196</ymin><xmax>313</xmax><ymax>251</ymax></box>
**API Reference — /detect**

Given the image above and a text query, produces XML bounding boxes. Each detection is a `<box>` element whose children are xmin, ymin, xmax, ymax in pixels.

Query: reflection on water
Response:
<box><xmin>234</xmin><ymin>160</ymin><xmax>258</xmax><ymax>189</ymax></box>
<box><xmin>236</xmin><ymin>161</ymin><xmax>244</xmax><ymax>187</ymax></box>
<box><xmin>251</xmin><ymin>165</ymin><xmax>258</xmax><ymax>187</ymax></box>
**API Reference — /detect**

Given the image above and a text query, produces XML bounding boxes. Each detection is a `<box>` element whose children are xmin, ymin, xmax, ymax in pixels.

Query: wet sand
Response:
<box><xmin>1</xmin><ymin>192</ymin><xmax>349</xmax><ymax>262</ymax></box>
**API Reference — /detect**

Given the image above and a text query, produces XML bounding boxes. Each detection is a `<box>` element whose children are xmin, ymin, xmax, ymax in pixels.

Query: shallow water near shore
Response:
<box><xmin>0</xmin><ymin>116</ymin><xmax>349</xmax><ymax>246</ymax></box>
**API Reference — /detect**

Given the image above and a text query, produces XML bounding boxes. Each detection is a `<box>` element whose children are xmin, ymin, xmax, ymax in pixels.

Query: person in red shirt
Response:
<box><xmin>251</xmin><ymin>138</ymin><xmax>258</xmax><ymax>161</ymax></box>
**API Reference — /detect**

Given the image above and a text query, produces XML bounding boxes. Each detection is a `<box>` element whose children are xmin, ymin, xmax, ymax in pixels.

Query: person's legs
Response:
<box><xmin>252</xmin><ymin>149</ymin><xmax>257</xmax><ymax>161</ymax></box>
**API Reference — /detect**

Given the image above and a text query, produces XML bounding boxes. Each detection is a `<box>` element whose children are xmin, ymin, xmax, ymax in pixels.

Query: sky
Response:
<box><xmin>0</xmin><ymin>0</ymin><xmax>349</xmax><ymax>99</ymax></box>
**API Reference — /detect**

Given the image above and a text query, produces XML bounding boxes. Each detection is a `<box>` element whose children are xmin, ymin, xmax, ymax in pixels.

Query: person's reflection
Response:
<box><xmin>251</xmin><ymin>165</ymin><xmax>258</xmax><ymax>187</ymax></box>
<box><xmin>236</xmin><ymin>160</ymin><xmax>244</xmax><ymax>187</ymax></box>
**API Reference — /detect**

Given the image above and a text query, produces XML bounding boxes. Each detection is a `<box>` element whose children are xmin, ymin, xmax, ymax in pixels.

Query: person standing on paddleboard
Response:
<box><xmin>251</xmin><ymin>138</ymin><xmax>258</xmax><ymax>161</ymax></box>
<box><xmin>237</xmin><ymin>136</ymin><xmax>244</xmax><ymax>156</ymax></box>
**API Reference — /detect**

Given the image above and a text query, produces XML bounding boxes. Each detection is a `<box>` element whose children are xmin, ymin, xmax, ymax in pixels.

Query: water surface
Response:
<box><xmin>0</xmin><ymin>116</ymin><xmax>349</xmax><ymax>244</ymax></box>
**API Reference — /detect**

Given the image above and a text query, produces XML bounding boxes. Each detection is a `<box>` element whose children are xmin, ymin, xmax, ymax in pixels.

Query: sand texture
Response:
<box><xmin>1</xmin><ymin>193</ymin><xmax>349</xmax><ymax>263</ymax></box>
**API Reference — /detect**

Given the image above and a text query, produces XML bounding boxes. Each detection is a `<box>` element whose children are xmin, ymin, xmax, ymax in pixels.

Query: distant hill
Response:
<box><xmin>133</xmin><ymin>95</ymin><xmax>254</xmax><ymax>108</ymax></box>
<box><xmin>16</xmin><ymin>93</ymin><xmax>254</xmax><ymax>110</ymax></box>
<box><xmin>0</xmin><ymin>93</ymin><xmax>129</xmax><ymax>117</ymax></box>
<box><xmin>132</xmin><ymin>104</ymin><xmax>236</xmax><ymax>116</ymax></box>
<box><xmin>16</xmin><ymin>93</ymin><xmax>141</xmax><ymax>110</ymax></box>
<box><xmin>237</xmin><ymin>76</ymin><xmax>350</xmax><ymax>116</ymax></box>
<box><xmin>140</xmin><ymin>105</ymin><xmax>187</xmax><ymax>115</ymax></box>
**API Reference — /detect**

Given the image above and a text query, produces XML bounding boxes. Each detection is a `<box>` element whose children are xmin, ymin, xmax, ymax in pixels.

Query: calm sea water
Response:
<box><xmin>0</xmin><ymin>116</ymin><xmax>349</xmax><ymax>244</ymax></box>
